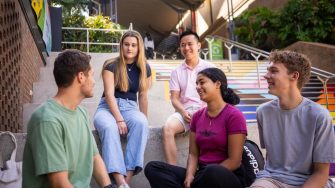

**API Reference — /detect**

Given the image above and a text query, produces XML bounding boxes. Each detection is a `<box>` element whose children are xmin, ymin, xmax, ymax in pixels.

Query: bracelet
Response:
<box><xmin>116</xmin><ymin>120</ymin><xmax>125</xmax><ymax>123</ymax></box>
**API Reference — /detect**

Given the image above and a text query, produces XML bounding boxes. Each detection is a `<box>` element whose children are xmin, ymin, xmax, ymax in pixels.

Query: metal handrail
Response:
<box><xmin>62</xmin><ymin>24</ymin><xmax>132</xmax><ymax>53</ymax></box>
<box><xmin>206</xmin><ymin>35</ymin><xmax>269</xmax><ymax>88</ymax></box>
<box><xmin>206</xmin><ymin>35</ymin><xmax>335</xmax><ymax>111</ymax></box>
<box><xmin>210</xmin><ymin>35</ymin><xmax>335</xmax><ymax>79</ymax></box>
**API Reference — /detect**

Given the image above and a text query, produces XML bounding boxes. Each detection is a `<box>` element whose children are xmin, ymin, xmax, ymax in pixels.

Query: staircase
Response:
<box><xmin>150</xmin><ymin>60</ymin><xmax>335</xmax><ymax>125</ymax></box>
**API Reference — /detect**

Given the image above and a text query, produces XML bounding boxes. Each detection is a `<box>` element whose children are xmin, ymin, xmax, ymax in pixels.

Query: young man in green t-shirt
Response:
<box><xmin>22</xmin><ymin>49</ymin><xmax>112</xmax><ymax>188</ymax></box>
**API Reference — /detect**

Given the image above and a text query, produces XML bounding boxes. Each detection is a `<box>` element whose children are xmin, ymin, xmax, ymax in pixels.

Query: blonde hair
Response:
<box><xmin>102</xmin><ymin>30</ymin><xmax>149</xmax><ymax>92</ymax></box>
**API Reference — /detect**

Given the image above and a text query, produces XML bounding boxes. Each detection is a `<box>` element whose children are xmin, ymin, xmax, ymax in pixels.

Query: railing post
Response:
<box><xmin>317</xmin><ymin>76</ymin><xmax>330</xmax><ymax>110</ymax></box>
<box><xmin>251</xmin><ymin>53</ymin><xmax>261</xmax><ymax>88</ymax></box>
<box><xmin>205</xmin><ymin>38</ymin><xmax>214</xmax><ymax>61</ymax></box>
<box><xmin>129</xmin><ymin>23</ymin><xmax>133</xmax><ymax>31</ymax></box>
<box><xmin>86</xmin><ymin>28</ymin><xmax>89</xmax><ymax>53</ymax></box>
<box><xmin>224</xmin><ymin>43</ymin><xmax>234</xmax><ymax>72</ymax></box>
<box><xmin>153</xmin><ymin>51</ymin><xmax>157</xmax><ymax>60</ymax></box>
<box><xmin>201</xmin><ymin>49</ymin><xmax>209</xmax><ymax>60</ymax></box>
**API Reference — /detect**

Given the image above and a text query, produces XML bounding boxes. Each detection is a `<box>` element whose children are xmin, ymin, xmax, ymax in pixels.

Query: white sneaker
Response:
<box><xmin>118</xmin><ymin>183</ymin><xmax>130</xmax><ymax>188</ymax></box>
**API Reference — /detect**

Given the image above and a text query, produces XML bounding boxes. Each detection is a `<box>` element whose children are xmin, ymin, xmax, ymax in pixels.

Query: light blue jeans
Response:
<box><xmin>94</xmin><ymin>97</ymin><xmax>149</xmax><ymax>176</ymax></box>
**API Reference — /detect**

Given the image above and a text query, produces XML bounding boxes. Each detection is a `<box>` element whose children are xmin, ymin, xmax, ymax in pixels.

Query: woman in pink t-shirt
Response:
<box><xmin>145</xmin><ymin>68</ymin><xmax>248</xmax><ymax>188</ymax></box>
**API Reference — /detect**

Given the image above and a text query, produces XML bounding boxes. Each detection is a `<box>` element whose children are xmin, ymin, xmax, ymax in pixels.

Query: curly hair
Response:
<box><xmin>269</xmin><ymin>50</ymin><xmax>311</xmax><ymax>89</ymax></box>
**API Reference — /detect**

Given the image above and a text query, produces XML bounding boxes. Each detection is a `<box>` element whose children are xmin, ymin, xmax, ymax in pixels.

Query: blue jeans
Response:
<box><xmin>94</xmin><ymin>97</ymin><xmax>149</xmax><ymax>176</ymax></box>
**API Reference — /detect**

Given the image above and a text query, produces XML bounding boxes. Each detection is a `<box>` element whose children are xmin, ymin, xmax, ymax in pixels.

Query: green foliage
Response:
<box><xmin>234</xmin><ymin>0</ymin><xmax>335</xmax><ymax>50</ymax></box>
<box><xmin>234</xmin><ymin>7</ymin><xmax>279</xmax><ymax>51</ymax></box>
<box><xmin>84</xmin><ymin>15</ymin><xmax>123</xmax><ymax>53</ymax></box>
<box><xmin>62</xmin><ymin>14</ymin><xmax>124</xmax><ymax>53</ymax></box>
<box><xmin>51</xmin><ymin>0</ymin><xmax>89</xmax><ymax>17</ymax></box>
<box><xmin>52</xmin><ymin>0</ymin><xmax>125</xmax><ymax>53</ymax></box>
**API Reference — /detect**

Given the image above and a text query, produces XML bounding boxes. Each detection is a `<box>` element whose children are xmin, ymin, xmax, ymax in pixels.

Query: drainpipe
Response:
<box><xmin>191</xmin><ymin>7</ymin><xmax>196</xmax><ymax>32</ymax></box>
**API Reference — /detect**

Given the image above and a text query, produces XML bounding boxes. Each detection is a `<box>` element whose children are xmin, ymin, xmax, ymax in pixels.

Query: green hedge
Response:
<box><xmin>234</xmin><ymin>0</ymin><xmax>335</xmax><ymax>50</ymax></box>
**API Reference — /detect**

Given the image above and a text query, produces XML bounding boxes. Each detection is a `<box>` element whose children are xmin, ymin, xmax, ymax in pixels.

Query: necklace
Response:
<box><xmin>207</xmin><ymin>114</ymin><xmax>214</xmax><ymax>128</ymax></box>
<box><xmin>128</xmin><ymin>63</ymin><xmax>135</xmax><ymax>71</ymax></box>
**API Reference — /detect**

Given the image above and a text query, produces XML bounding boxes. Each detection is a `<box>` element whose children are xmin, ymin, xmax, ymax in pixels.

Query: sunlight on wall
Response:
<box><xmin>176</xmin><ymin>10</ymin><xmax>190</xmax><ymax>30</ymax></box>
<box><xmin>217</xmin><ymin>0</ymin><xmax>255</xmax><ymax>20</ymax></box>
<box><xmin>197</xmin><ymin>11</ymin><xmax>208</xmax><ymax>36</ymax></box>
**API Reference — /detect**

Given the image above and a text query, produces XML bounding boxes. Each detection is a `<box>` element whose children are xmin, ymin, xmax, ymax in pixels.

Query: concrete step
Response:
<box><xmin>37</xmin><ymin>67</ymin><xmax>105</xmax><ymax>85</ymax></box>
<box><xmin>32</xmin><ymin>82</ymin><xmax>104</xmax><ymax>103</ymax></box>
<box><xmin>45</xmin><ymin>52</ymin><xmax>118</xmax><ymax>69</ymax></box>
<box><xmin>24</xmin><ymin>82</ymin><xmax>174</xmax><ymax>131</ymax></box>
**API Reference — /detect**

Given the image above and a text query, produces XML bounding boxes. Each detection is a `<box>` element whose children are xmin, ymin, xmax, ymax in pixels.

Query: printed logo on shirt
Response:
<box><xmin>200</xmin><ymin>130</ymin><xmax>216</xmax><ymax>137</ymax></box>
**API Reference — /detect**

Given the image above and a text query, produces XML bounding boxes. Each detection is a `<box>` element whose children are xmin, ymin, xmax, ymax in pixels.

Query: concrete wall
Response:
<box><xmin>285</xmin><ymin>41</ymin><xmax>335</xmax><ymax>74</ymax></box>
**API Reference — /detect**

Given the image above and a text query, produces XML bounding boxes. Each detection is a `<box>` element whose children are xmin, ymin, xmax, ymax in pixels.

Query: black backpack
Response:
<box><xmin>241</xmin><ymin>139</ymin><xmax>265</xmax><ymax>186</ymax></box>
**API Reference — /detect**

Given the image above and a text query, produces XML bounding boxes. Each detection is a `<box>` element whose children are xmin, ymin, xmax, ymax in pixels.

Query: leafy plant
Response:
<box><xmin>234</xmin><ymin>7</ymin><xmax>279</xmax><ymax>51</ymax></box>
<box><xmin>234</xmin><ymin>0</ymin><xmax>335</xmax><ymax>51</ymax></box>
<box><xmin>51</xmin><ymin>0</ymin><xmax>125</xmax><ymax>52</ymax></box>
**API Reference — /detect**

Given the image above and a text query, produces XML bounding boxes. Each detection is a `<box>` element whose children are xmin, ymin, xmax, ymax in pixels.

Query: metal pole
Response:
<box><xmin>205</xmin><ymin>38</ymin><xmax>214</xmax><ymax>60</ymax></box>
<box><xmin>251</xmin><ymin>53</ymin><xmax>261</xmax><ymax>88</ymax></box>
<box><xmin>191</xmin><ymin>8</ymin><xmax>197</xmax><ymax>32</ymax></box>
<box><xmin>129</xmin><ymin>23</ymin><xmax>133</xmax><ymax>31</ymax></box>
<box><xmin>224</xmin><ymin>43</ymin><xmax>233</xmax><ymax>71</ymax></box>
<box><xmin>86</xmin><ymin>28</ymin><xmax>89</xmax><ymax>53</ymax></box>
<box><xmin>317</xmin><ymin>76</ymin><xmax>330</xmax><ymax>109</ymax></box>
<box><xmin>115</xmin><ymin>0</ymin><xmax>118</xmax><ymax>23</ymax></box>
<box><xmin>227</xmin><ymin>0</ymin><xmax>231</xmax><ymax>22</ymax></box>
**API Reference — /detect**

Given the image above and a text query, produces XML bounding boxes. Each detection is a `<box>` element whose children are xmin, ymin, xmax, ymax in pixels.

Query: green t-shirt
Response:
<box><xmin>22</xmin><ymin>99</ymin><xmax>99</xmax><ymax>188</ymax></box>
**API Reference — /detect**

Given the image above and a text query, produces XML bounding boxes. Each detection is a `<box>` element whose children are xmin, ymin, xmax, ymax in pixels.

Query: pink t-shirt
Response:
<box><xmin>169</xmin><ymin>59</ymin><xmax>214</xmax><ymax>109</ymax></box>
<box><xmin>190</xmin><ymin>105</ymin><xmax>247</xmax><ymax>165</ymax></box>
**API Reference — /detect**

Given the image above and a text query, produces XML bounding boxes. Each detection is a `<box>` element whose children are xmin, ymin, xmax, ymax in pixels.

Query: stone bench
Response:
<box><xmin>2</xmin><ymin>128</ymin><xmax>189</xmax><ymax>188</ymax></box>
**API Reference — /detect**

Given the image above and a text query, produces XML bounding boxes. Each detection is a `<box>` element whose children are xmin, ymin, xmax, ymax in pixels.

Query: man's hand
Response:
<box><xmin>93</xmin><ymin>154</ymin><xmax>112</xmax><ymax>188</ymax></box>
<box><xmin>184</xmin><ymin>175</ymin><xmax>194</xmax><ymax>188</ymax></box>
<box><xmin>181</xmin><ymin>110</ymin><xmax>192</xmax><ymax>123</ymax></box>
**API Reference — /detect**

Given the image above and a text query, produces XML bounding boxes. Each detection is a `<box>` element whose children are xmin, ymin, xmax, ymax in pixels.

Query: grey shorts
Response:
<box><xmin>250</xmin><ymin>178</ymin><xmax>300</xmax><ymax>188</ymax></box>
<box><xmin>250</xmin><ymin>177</ymin><xmax>335</xmax><ymax>188</ymax></box>
<box><xmin>166</xmin><ymin>106</ymin><xmax>201</xmax><ymax>133</ymax></box>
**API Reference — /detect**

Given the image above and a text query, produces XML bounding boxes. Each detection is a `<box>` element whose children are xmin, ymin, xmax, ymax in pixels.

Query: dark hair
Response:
<box><xmin>198</xmin><ymin>68</ymin><xmax>240</xmax><ymax>105</ymax></box>
<box><xmin>269</xmin><ymin>50</ymin><xmax>311</xmax><ymax>89</ymax></box>
<box><xmin>145</xmin><ymin>32</ymin><xmax>152</xmax><ymax>41</ymax></box>
<box><xmin>53</xmin><ymin>49</ymin><xmax>91</xmax><ymax>88</ymax></box>
<box><xmin>179</xmin><ymin>30</ymin><xmax>200</xmax><ymax>43</ymax></box>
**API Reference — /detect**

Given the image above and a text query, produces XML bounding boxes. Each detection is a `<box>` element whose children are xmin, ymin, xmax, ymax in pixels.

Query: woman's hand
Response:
<box><xmin>116</xmin><ymin>121</ymin><xmax>128</xmax><ymax>136</ymax></box>
<box><xmin>184</xmin><ymin>175</ymin><xmax>194</xmax><ymax>188</ymax></box>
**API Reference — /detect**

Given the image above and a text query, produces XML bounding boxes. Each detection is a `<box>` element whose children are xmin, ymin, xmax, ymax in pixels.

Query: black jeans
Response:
<box><xmin>144</xmin><ymin>161</ymin><xmax>244</xmax><ymax>188</ymax></box>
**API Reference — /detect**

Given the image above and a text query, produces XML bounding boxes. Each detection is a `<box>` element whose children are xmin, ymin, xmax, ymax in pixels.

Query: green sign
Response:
<box><xmin>210</xmin><ymin>39</ymin><xmax>224</xmax><ymax>60</ymax></box>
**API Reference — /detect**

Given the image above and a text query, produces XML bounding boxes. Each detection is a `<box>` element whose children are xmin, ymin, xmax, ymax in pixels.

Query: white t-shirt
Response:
<box><xmin>144</xmin><ymin>37</ymin><xmax>154</xmax><ymax>50</ymax></box>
